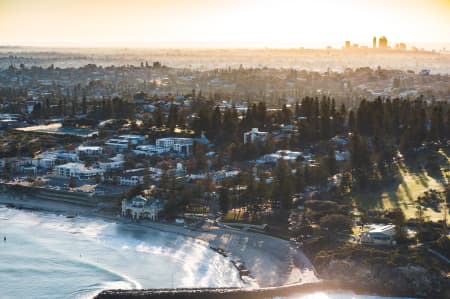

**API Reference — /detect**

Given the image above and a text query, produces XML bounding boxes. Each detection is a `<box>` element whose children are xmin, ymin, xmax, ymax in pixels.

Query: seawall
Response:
<box><xmin>94</xmin><ymin>281</ymin><xmax>415</xmax><ymax>299</ymax></box>
<box><xmin>0</xmin><ymin>183</ymin><xmax>121</xmax><ymax>207</ymax></box>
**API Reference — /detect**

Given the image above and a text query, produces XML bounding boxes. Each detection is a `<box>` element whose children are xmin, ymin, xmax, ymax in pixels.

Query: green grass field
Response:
<box><xmin>352</xmin><ymin>148</ymin><xmax>449</xmax><ymax>223</ymax></box>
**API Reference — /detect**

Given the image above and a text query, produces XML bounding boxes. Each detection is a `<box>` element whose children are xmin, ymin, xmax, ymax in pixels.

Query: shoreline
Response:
<box><xmin>0</xmin><ymin>192</ymin><xmax>426</xmax><ymax>298</ymax></box>
<box><xmin>0</xmin><ymin>191</ymin><xmax>317</xmax><ymax>289</ymax></box>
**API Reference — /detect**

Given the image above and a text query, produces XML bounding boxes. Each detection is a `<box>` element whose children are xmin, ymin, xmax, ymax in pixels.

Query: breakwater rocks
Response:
<box><xmin>94</xmin><ymin>280</ymin><xmax>427</xmax><ymax>299</ymax></box>
<box><xmin>95</xmin><ymin>283</ymin><xmax>323</xmax><ymax>299</ymax></box>
<box><xmin>315</xmin><ymin>259</ymin><xmax>450</xmax><ymax>298</ymax></box>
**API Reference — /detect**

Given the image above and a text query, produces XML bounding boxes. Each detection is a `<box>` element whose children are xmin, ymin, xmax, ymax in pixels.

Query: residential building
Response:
<box><xmin>119</xmin><ymin>134</ymin><xmax>146</xmax><ymax>145</ymax></box>
<box><xmin>105</xmin><ymin>135</ymin><xmax>146</xmax><ymax>151</ymax></box>
<box><xmin>119</xmin><ymin>175</ymin><xmax>143</xmax><ymax>186</ymax></box>
<box><xmin>360</xmin><ymin>224</ymin><xmax>396</xmax><ymax>246</ymax></box>
<box><xmin>76</xmin><ymin>145</ymin><xmax>103</xmax><ymax>156</ymax></box>
<box><xmin>55</xmin><ymin>162</ymin><xmax>104</xmax><ymax>180</ymax></box>
<box><xmin>244</xmin><ymin>128</ymin><xmax>268</xmax><ymax>144</ymax></box>
<box><xmin>255</xmin><ymin>150</ymin><xmax>303</xmax><ymax>164</ymax></box>
<box><xmin>98</xmin><ymin>155</ymin><xmax>124</xmax><ymax>171</ymax></box>
<box><xmin>121</xmin><ymin>195</ymin><xmax>164</xmax><ymax>221</ymax></box>
<box><xmin>0</xmin><ymin>157</ymin><xmax>33</xmax><ymax>173</ymax></box>
<box><xmin>134</xmin><ymin>145</ymin><xmax>169</xmax><ymax>156</ymax></box>
<box><xmin>105</xmin><ymin>138</ymin><xmax>129</xmax><ymax>151</ymax></box>
<box><xmin>335</xmin><ymin>150</ymin><xmax>350</xmax><ymax>161</ymax></box>
<box><xmin>34</xmin><ymin>150</ymin><xmax>79</xmax><ymax>169</ymax></box>
<box><xmin>155</xmin><ymin>137</ymin><xmax>194</xmax><ymax>157</ymax></box>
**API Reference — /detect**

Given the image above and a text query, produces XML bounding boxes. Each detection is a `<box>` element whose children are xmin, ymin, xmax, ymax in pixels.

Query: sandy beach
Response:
<box><xmin>0</xmin><ymin>192</ymin><xmax>318</xmax><ymax>288</ymax></box>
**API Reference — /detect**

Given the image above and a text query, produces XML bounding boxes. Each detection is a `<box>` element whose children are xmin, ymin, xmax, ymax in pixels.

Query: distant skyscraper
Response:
<box><xmin>345</xmin><ymin>41</ymin><xmax>351</xmax><ymax>49</ymax></box>
<box><xmin>379</xmin><ymin>36</ymin><xmax>388</xmax><ymax>48</ymax></box>
<box><xmin>395</xmin><ymin>43</ymin><xmax>407</xmax><ymax>50</ymax></box>
<box><xmin>373</xmin><ymin>36</ymin><xmax>377</xmax><ymax>48</ymax></box>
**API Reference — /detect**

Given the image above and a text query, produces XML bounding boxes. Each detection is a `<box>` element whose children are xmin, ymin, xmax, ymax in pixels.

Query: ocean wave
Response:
<box><xmin>0</xmin><ymin>206</ymin><xmax>244</xmax><ymax>298</ymax></box>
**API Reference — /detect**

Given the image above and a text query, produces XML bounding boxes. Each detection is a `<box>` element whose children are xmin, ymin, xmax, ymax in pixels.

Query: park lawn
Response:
<box><xmin>352</xmin><ymin>156</ymin><xmax>448</xmax><ymax>223</ymax></box>
<box><xmin>223</xmin><ymin>208</ymin><xmax>262</xmax><ymax>224</ymax></box>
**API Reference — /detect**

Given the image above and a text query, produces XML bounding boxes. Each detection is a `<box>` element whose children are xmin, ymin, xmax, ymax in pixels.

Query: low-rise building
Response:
<box><xmin>76</xmin><ymin>145</ymin><xmax>103</xmax><ymax>157</ymax></box>
<box><xmin>244</xmin><ymin>128</ymin><xmax>268</xmax><ymax>144</ymax></box>
<box><xmin>0</xmin><ymin>157</ymin><xmax>33</xmax><ymax>173</ymax></box>
<box><xmin>134</xmin><ymin>145</ymin><xmax>169</xmax><ymax>156</ymax></box>
<box><xmin>121</xmin><ymin>195</ymin><xmax>164</xmax><ymax>221</ymax></box>
<box><xmin>255</xmin><ymin>150</ymin><xmax>304</xmax><ymax>164</ymax></box>
<box><xmin>360</xmin><ymin>224</ymin><xmax>396</xmax><ymax>246</ymax></box>
<box><xmin>98</xmin><ymin>155</ymin><xmax>124</xmax><ymax>171</ymax></box>
<box><xmin>155</xmin><ymin>137</ymin><xmax>194</xmax><ymax>157</ymax></box>
<box><xmin>335</xmin><ymin>150</ymin><xmax>350</xmax><ymax>161</ymax></box>
<box><xmin>105</xmin><ymin>135</ymin><xmax>146</xmax><ymax>151</ymax></box>
<box><xmin>119</xmin><ymin>175</ymin><xmax>143</xmax><ymax>186</ymax></box>
<box><xmin>55</xmin><ymin>162</ymin><xmax>104</xmax><ymax>180</ymax></box>
<box><xmin>34</xmin><ymin>150</ymin><xmax>79</xmax><ymax>169</ymax></box>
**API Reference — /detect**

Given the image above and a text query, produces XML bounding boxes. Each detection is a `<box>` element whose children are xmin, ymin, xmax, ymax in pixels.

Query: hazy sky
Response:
<box><xmin>0</xmin><ymin>0</ymin><xmax>449</xmax><ymax>47</ymax></box>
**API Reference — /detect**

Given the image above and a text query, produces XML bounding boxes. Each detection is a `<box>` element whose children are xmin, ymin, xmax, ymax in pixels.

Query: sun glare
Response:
<box><xmin>0</xmin><ymin>0</ymin><xmax>449</xmax><ymax>47</ymax></box>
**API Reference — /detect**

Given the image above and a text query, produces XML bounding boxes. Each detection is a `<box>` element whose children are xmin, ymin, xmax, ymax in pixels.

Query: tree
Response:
<box><xmin>95</xmin><ymin>173</ymin><xmax>101</xmax><ymax>184</ymax></box>
<box><xmin>272</xmin><ymin>159</ymin><xmax>294</xmax><ymax>209</ymax></box>
<box><xmin>210</xmin><ymin>106</ymin><xmax>222</xmax><ymax>142</ymax></box>
<box><xmin>82</xmin><ymin>96</ymin><xmax>87</xmax><ymax>114</ymax></box>
<box><xmin>69</xmin><ymin>176</ymin><xmax>76</xmax><ymax>189</ymax></box>
<box><xmin>326</xmin><ymin>145</ymin><xmax>337</xmax><ymax>175</ymax></box>
<box><xmin>319</xmin><ymin>214</ymin><xmax>352</xmax><ymax>235</ymax></box>
<box><xmin>295</xmin><ymin>167</ymin><xmax>306</xmax><ymax>193</ymax></box>
<box><xmin>392</xmin><ymin>211</ymin><xmax>407</xmax><ymax>243</ymax></box>
<box><xmin>154</xmin><ymin>107</ymin><xmax>164</xmax><ymax>127</ymax></box>
<box><xmin>348</xmin><ymin>110</ymin><xmax>355</xmax><ymax>131</ymax></box>
<box><xmin>167</xmin><ymin>104</ymin><xmax>178</xmax><ymax>133</ymax></box>
<box><xmin>219</xmin><ymin>187</ymin><xmax>230</xmax><ymax>215</ymax></box>
<box><xmin>126</xmin><ymin>184</ymin><xmax>143</xmax><ymax>199</ymax></box>
<box><xmin>143</xmin><ymin>168</ymin><xmax>151</xmax><ymax>188</ymax></box>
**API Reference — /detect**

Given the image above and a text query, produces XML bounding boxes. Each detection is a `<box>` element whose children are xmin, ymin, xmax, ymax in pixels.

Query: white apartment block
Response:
<box><xmin>76</xmin><ymin>145</ymin><xmax>103</xmax><ymax>156</ymax></box>
<box><xmin>99</xmin><ymin>155</ymin><xmax>125</xmax><ymax>171</ymax></box>
<box><xmin>55</xmin><ymin>162</ymin><xmax>104</xmax><ymax>180</ymax></box>
<box><xmin>243</xmin><ymin>128</ymin><xmax>268</xmax><ymax>144</ymax></box>
<box><xmin>155</xmin><ymin>137</ymin><xmax>194</xmax><ymax>157</ymax></box>
<box><xmin>105</xmin><ymin>135</ymin><xmax>146</xmax><ymax>151</ymax></box>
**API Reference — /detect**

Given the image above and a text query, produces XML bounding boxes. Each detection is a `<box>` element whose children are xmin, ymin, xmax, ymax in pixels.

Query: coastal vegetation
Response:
<box><xmin>1</xmin><ymin>61</ymin><xmax>449</xmax><ymax>298</ymax></box>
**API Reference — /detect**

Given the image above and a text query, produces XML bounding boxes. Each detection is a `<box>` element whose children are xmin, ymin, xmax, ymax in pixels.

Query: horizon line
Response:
<box><xmin>1</xmin><ymin>40</ymin><xmax>450</xmax><ymax>50</ymax></box>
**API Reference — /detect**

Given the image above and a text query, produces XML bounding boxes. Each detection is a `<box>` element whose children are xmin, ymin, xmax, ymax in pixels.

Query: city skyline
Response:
<box><xmin>0</xmin><ymin>0</ymin><xmax>449</xmax><ymax>48</ymax></box>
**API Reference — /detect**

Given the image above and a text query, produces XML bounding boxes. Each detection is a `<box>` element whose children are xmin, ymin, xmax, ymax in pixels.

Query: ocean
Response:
<box><xmin>0</xmin><ymin>206</ymin><xmax>414</xmax><ymax>299</ymax></box>
<box><xmin>0</xmin><ymin>205</ymin><xmax>243</xmax><ymax>298</ymax></box>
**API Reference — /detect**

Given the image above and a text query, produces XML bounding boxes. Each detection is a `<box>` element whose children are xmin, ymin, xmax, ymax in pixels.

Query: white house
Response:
<box><xmin>255</xmin><ymin>150</ymin><xmax>304</xmax><ymax>164</ymax></box>
<box><xmin>105</xmin><ymin>138</ymin><xmax>129</xmax><ymax>151</ymax></box>
<box><xmin>105</xmin><ymin>135</ymin><xmax>146</xmax><ymax>151</ymax></box>
<box><xmin>1</xmin><ymin>157</ymin><xmax>33</xmax><ymax>173</ymax></box>
<box><xmin>34</xmin><ymin>150</ymin><xmax>79</xmax><ymax>169</ymax></box>
<box><xmin>98</xmin><ymin>155</ymin><xmax>124</xmax><ymax>171</ymax></box>
<box><xmin>121</xmin><ymin>195</ymin><xmax>164</xmax><ymax>221</ymax></box>
<box><xmin>155</xmin><ymin>137</ymin><xmax>194</xmax><ymax>157</ymax></box>
<box><xmin>134</xmin><ymin>145</ymin><xmax>169</xmax><ymax>156</ymax></box>
<box><xmin>335</xmin><ymin>150</ymin><xmax>350</xmax><ymax>161</ymax></box>
<box><xmin>119</xmin><ymin>175</ymin><xmax>143</xmax><ymax>186</ymax></box>
<box><xmin>120</xmin><ymin>134</ymin><xmax>146</xmax><ymax>144</ymax></box>
<box><xmin>55</xmin><ymin>162</ymin><xmax>104</xmax><ymax>180</ymax></box>
<box><xmin>33</xmin><ymin>157</ymin><xmax>56</xmax><ymax>169</ymax></box>
<box><xmin>212</xmin><ymin>170</ymin><xmax>240</xmax><ymax>183</ymax></box>
<box><xmin>244</xmin><ymin>128</ymin><xmax>268</xmax><ymax>144</ymax></box>
<box><xmin>360</xmin><ymin>224</ymin><xmax>396</xmax><ymax>246</ymax></box>
<box><xmin>76</xmin><ymin>145</ymin><xmax>103</xmax><ymax>156</ymax></box>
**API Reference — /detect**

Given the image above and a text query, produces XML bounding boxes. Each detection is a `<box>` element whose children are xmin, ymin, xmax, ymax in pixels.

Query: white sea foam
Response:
<box><xmin>0</xmin><ymin>206</ymin><xmax>244</xmax><ymax>298</ymax></box>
